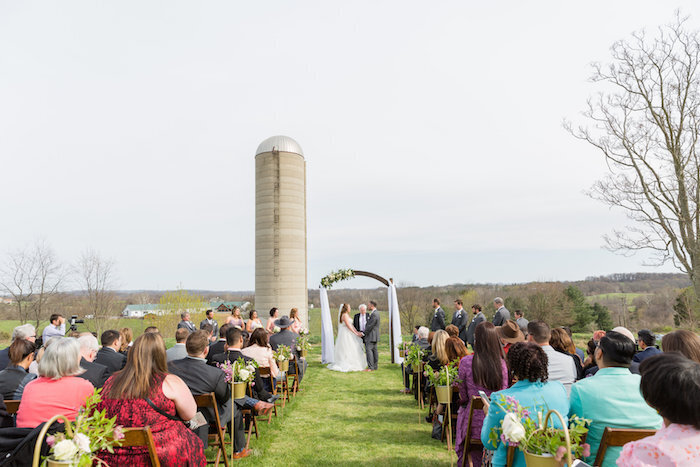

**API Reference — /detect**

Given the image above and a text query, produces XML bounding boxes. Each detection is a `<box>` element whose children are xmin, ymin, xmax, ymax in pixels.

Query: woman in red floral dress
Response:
<box><xmin>97</xmin><ymin>332</ymin><xmax>205</xmax><ymax>467</ymax></box>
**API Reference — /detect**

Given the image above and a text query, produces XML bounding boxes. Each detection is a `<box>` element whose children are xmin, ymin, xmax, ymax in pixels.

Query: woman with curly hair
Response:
<box><xmin>480</xmin><ymin>342</ymin><xmax>569</xmax><ymax>467</ymax></box>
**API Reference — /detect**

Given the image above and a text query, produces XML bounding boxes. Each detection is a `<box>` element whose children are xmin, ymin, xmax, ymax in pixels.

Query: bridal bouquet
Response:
<box><xmin>217</xmin><ymin>357</ymin><xmax>258</xmax><ymax>384</ymax></box>
<box><xmin>488</xmin><ymin>394</ymin><xmax>590</xmax><ymax>463</ymax></box>
<box><xmin>45</xmin><ymin>390</ymin><xmax>124</xmax><ymax>466</ymax></box>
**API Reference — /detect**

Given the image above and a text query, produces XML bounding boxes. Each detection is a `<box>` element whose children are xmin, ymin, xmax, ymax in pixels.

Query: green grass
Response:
<box><xmin>222</xmin><ymin>339</ymin><xmax>454</xmax><ymax>466</ymax></box>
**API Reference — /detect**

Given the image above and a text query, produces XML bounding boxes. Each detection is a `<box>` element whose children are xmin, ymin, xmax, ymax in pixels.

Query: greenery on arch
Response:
<box><xmin>320</xmin><ymin>268</ymin><xmax>355</xmax><ymax>289</ymax></box>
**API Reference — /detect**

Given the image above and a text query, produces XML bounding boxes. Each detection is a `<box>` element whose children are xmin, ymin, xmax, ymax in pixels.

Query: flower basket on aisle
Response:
<box><xmin>426</xmin><ymin>361</ymin><xmax>460</xmax><ymax>404</ymax></box>
<box><xmin>273</xmin><ymin>345</ymin><xmax>292</xmax><ymax>372</ymax></box>
<box><xmin>217</xmin><ymin>357</ymin><xmax>258</xmax><ymax>399</ymax></box>
<box><xmin>397</xmin><ymin>342</ymin><xmax>409</xmax><ymax>358</ymax></box>
<box><xmin>296</xmin><ymin>332</ymin><xmax>310</xmax><ymax>359</ymax></box>
<box><xmin>488</xmin><ymin>395</ymin><xmax>591</xmax><ymax>467</ymax></box>
<box><xmin>405</xmin><ymin>344</ymin><xmax>425</xmax><ymax>373</ymax></box>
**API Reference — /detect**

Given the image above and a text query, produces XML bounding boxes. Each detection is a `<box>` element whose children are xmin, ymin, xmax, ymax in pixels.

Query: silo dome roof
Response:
<box><xmin>255</xmin><ymin>135</ymin><xmax>304</xmax><ymax>157</ymax></box>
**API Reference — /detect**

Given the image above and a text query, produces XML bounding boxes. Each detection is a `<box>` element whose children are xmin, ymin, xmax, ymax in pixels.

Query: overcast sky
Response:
<box><xmin>1</xmin><ymin>1</ymin><xmax>697</xmax><ymax>291</ymax></box>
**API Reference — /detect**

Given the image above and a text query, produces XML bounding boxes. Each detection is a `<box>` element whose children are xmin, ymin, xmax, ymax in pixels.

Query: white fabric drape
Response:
<box><xmin>320</xmin><ymin>287</ymin><xmax>334</xmax><ymax>364</ymax></box>
<box><xmin>388</xmin><ymin>283</ymin><xmax>404</xmax><ymax>364</ymax></box>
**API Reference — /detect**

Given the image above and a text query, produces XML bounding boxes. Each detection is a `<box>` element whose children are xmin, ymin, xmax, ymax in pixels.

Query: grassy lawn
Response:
<box><xmin>226</xmin><ymin>338</ymin><xmax>454</xmax><ymax>466</ymax></box>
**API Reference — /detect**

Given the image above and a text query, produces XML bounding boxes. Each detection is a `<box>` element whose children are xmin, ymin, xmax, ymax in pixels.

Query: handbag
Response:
<box><xmin>431</xmin><ymin>420</ymin><xmax>442</xmax><ymax>440</ymax></box>
<box><xmin>145</xmin><ymin>397</ymin><xmax>191</xmax><ymax>429</ymax></box>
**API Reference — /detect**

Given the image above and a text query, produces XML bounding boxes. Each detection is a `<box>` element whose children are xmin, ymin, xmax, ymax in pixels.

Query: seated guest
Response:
<box><xmin>481</xmin><ymin>342</ymin><xmax>569</xmax><ymax>467</ymax></box>
<box><xmin>528</xmin><ymin>320</ymin><xmax>576</xmax><ymax>395</ymax></box>
<box><xmin>144</xmin><ymin>326</ymin><xmax>160</xmax><ymax>334</ymax></box>
<box><xmin>168</xmin><ymin>331</ymin><xmax>251</xmax><ymax>459</ymax></box>
<box><xmin>269</xmin><ymin>316</ymin><xmax>307</xmax><ymax>381</ymax></box>
<box><xmin>569</xmin><ymin>331</ymin><xmax>662</xmax><ymax>466</ymax></box>
<box><xmin>211</xmin><ymin>327</ymin><xmax>277</xmax><ymax>405</ymax></box>
<box><xmin>582</xmin><ymin>338</ymin><xmax>597</xmax><ymax>375</ymax></box>
<box><xmin>617</xmin><ymin>353</ymin><xmax>700</xmax><ymax>466</ymax></box>
<box><xmin>425</xmin><ymin>330</ymin><xmax>449</xmax><ymax>372</ymax></box>
<box><xmin>119</xmin><ymin>327</ymin><xmax>133</xmax><ymax>355</ymax></box>
<box><xmin>94</xmin><ymin>330</ymin><xmax>126</xmax><ymax>375</ymax></box>
<box><xmin>585</xmin><ymin>326</ymin><xmax>640</xmax><ymax>376</ymax></box>
<box><xmin>0</xmin><ymin>338</ymin><xmax>36</xmax><ymax>399</ymax></box>
<box><xmin>207</xmin><ymin>324</ymin><xmax>230</xmax><ymax>365</ymax></box>
<box><xmin>411</xmin><ymin>325</ymin><xmax>420</xmax><ymax>343</ymax></box>
<box><xmin>496</xmin><ymin>319</ymin><xmax>525</xmax><ymax>354</ymax></box>
<box><xmin>242</xmin><ymin>328</ymin><xmax>279</xmax><ymax>392</ymax></box>
<box><xmin>661</xmin><ymin>329</ymin><xmax>700</xmax><ymax>363</ymax></box>
<box><xmin>445</xmin><ymin>324</ymin><xmax>459</xmax><ymax>339</ymax></box>
<box><xmin>549</xmin><ymin>328</ymin><xmax>583</xmax><ymax>380</ymax></box>
<box><xmin>633</xmin><ymin>329</ymin><xmax>661</xmax><ymax>363</ymax></box>
<box><xmin>41</xmin><ymin>314</ymin><xmax>65</xmax><ymax>345</ymax></box>
<box><xmin>17</xmin><ymin>337</ymin><xmax>94</xmax><ymax>427</ymax></box>
<box><xmin>457</xmin><ymin>322</ymin><xmax>508</xmax><ymax>467</ymax></box>
<box><xmin>265</xmin><ymin>307</ymin><xmax>279</xmax><ymax>334</ymax></box>
<box><xmin>401</xmin><ymin>326</ymin><xmax>430</xmax><ymax>394</ymax></box>
<box><xmin>167</xmin><ymin>329</ymin><xmax>189</xmax><ymax>362</ymax></box>
<box><xmin>76</xmin><ymin>333</ymin><xmax>108</xmax><ymax>389</ymax></box>
<box><xmin>200</xmin><ymin>323</ymin><xmax>214</xmax><ymax>344</ymax></box>
<box><xmin>561</xmin><ymin>326</ymin><xmax>585</xmax><ymax>362</ymax></box>
<box><xmin>445</xmin><ymin>336</ymin><xmax>468</xmax><ymax>363</ymax></box>
<box><xmin>96</xmin><ymin>332</ymin><xmax>206</xmax><ymax>466</ymax></box>
<box><xmin>0</xmin><ymin>324</ymin><xmax>36</xmax><ymax>371</ymax></box>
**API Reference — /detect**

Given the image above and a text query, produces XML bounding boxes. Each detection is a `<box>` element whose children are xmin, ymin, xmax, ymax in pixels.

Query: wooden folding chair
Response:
<box><xmin>120</xmin><ymin>426</ymin><xmax>161</xmax><ymax>467</ymax></box>
<box><xmin>275</xmin><ymin>367</ymin><xmax>291</xmax><ymax>408</ymax></box>
<box><xmin>4</xmin><ymin>400</ymin><xmax>20</xmax><ymax>415</ymax></box>
<box><xmin>257</xmin><ymin>367</ymin><xmax>278</xmax><ymax>423</ymax></box>
<box><xmin>193</xmin><ymin>393</ymin><xmax>229</xmax><ymax>467</ymax></box>
<box><xmin>594</xmin><ymin>427</ymin><xmax>656</xmax><ymax>466</ymax></box>
<box><xmin>461</xmin><ymin>396</ymin><xmax>484</xmax><ymax>467</ymax></box>
<box><xmin>243</xmin><ymin>385</ymin><xmax>259</xmax><ymax>449</ymax></box>
<box><xmin>440</xmin><ymin>392</ymin><xmax>459</xmax><ymax>444</ymax></box>
<box><xmin>287</xmin><ymin>357</ymin><xmax>300</xmax><ymax>397</ymax></box>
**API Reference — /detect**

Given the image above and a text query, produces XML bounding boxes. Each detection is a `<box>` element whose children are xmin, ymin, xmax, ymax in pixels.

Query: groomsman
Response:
<box><xmin>430</xmin><ymin>298</ymin><xmax>445</xmax><ymax>331</ymax></box>
<box><xmin>466</xmin><ymin>304</ymin><xmax>486</xmax><ymax>349</ymax></box>
<box><xmin>199</xmin><ymin>309</ymin><xmax>219</xmax><ymax>341</ymax></box>
<box><xmin>177</xmin><ymin>312</ymin><xmax>197</xmax><ymax>333</ymax></box>
<box><xmin>451</xmin><ymin>299</ymin><xmax>468</xmax><ymax>344</ymax></box>
<box><xmin>492</xmin><ymin>297</ymin><xmax>510</xmax><ymax>326</ymax></box>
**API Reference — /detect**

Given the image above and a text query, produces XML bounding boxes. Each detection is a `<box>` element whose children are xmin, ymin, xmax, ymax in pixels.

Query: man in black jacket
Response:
<box><xmin>430</xmin><ymin>298</ymin><xmax>445</xmax><ymax>331</ymax></box>
<box><xmin>451</xmin><ymin>299</ymin><xmax>469</xmax><ymax>345</ymax></box>
<box><xmin>76</xmin><ymin>333</ymin><xmax>109</xmax><ymax>388</ymax></box>
<box><xmin>94</xmin><ymin>330</ymin><xmax>126</xmax><ymax>375</ymax></box>
<box><xmin>207</xmin><ymin>324</ymin><xmax>230</xmax><ymax>365</ymax></box>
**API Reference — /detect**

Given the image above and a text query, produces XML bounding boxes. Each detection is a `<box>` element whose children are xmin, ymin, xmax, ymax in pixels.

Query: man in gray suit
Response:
<box><xmin>451</xmin><ymin>299</ymin><xmax>469</xmax><ymax>344</ymax></box>
<box><xmin>492</xmin><ymin>297</ymin><xmax>510</xmax><ymax>326</ymax></box>
<box><xmin>199</xmin><ymin>309</ymin><xmax>219</xmax><ymax>342</ymax></box>
<box><xmin>430</xmin><ymin>298</ymin><xmax>445</xmax><ymax>331</ymax></box>
<box><xmin>361</xmin><ymin>301</ymin><xmax>380</xmax><ymax>371</ymax></box>
<box><xmin>465</xmin><ymin>304</ymin><xmax>486</xmax><ymax>349</ymax></box>
<box><xmin>167</xmin><ymin>328</ymin><xmax>189</xmax><ymax>362</ymax></box>
<box><xmin>177</xmin><ymin>312</ymin><xmax>197</xmax><ymax>333</ymax></box>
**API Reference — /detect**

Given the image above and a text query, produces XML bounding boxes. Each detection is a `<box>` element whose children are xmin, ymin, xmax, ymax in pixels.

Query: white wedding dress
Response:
<box><xmin>327</xmin><ymin>317</ymin><xmax>367</xmax><ymax>372</ymax></box>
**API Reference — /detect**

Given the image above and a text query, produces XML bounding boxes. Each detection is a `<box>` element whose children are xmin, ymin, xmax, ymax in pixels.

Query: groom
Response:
<box><xmin>360</xmin><ymin>301</ymin><xmax>380</xmax><ymax>371</ymax></box>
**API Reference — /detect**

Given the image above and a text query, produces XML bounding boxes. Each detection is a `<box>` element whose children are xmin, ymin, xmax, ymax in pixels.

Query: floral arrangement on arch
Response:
<box><xmin>45</xmin><ymin>390</ymin><xmax>124</xmax><ymax>466</ymax></box>
<box><xmin>320</xmin><ymin>268</ymin><xmax>355</xmax><ymax>289</ymax></box>
<box><xmin>217</xmin><ymin>357</ymin><xmax>258</xmax><ymax>384</ymax></box>
<box><xmin>488</xmin><ymin>394</ymin><xmax>591</xmax><ymax>462</ymax></box>
<box><xmin>273</xmin><ymin>345</ymin><xmax>292</xmax><ymax>361</ymax></box>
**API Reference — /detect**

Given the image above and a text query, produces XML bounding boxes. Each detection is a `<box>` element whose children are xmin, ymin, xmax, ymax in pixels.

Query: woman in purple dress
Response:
<box><xmin>456</xmin><ymin>322</ymin><xmax>508</xmax><ymax>467</ymax></box>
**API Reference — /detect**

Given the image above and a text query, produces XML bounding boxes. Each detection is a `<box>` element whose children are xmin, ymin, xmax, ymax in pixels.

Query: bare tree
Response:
<box><xmin>0</xmin><ymin>247</ymin><xmax>38</xmax><ymax>323</ymax></box>
<box><xmin>27</xmin><ymin>241</ymin><xmax>65</xmax><ymax>328</ymax></box>
<box><xmin>76</xmin><ymin>249</ymin><xmax>117</xmax><ymax>335</ymax></box>
<box><xmin>567</xmin><ymin>13</ymin><xmax>700</xmax><ymax>300</ymax></box>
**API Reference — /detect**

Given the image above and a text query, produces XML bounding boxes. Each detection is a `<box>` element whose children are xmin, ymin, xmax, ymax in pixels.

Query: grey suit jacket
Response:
<box><xmin>466</xmin><ymin>312</ymin><xmax>486</xmax><ymax>347</ymax></box>
<box><xmin>166</xmin><ymin>343</ymin><xmax>188</xmax><ymax>362</ymax></box>
<box><xmin>364</xmin><ymin>310</ymin><xmax>380</xmax><ymax>343</ymax></box>
<box><xmin>177</xmin><ymin>320</ymin><xmax>196</xmax><ymax>333</ymax></box>
<box><xmin>430</xmin><ymin>307</ymin><xmax>445</xmax><ymax>331</ymax></box>
<box><xmin>492</xmin><ymin>306</ymin><xmax>510</xmax><ymax>327</ymax></box>
<box><xmin>451</xmin><ymin>309</ymin><xmax>468</xmax><ymax>342</ymax></box>
<box><xmin>200</xmin><ymin>318</ymin><xmax>219</xmax><ymax>337</ymax></box>
<box><xmin>269</xmin><ymin>329</ymin><xmax>301</xmax><ymax>360</ymax></box>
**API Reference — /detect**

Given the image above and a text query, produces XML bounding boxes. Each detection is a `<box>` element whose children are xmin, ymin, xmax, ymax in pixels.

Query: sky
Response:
<box><xmin>1</xmin><ymin>1</ymin><xmax>697</xmax><ymax>291</ymax></box>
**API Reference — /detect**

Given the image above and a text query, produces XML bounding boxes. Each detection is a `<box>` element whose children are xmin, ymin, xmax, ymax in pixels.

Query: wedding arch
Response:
<box><xmin>319</xmin><ymin>269</ymin><xmax>403</xmax><ymax>365</ymax></box>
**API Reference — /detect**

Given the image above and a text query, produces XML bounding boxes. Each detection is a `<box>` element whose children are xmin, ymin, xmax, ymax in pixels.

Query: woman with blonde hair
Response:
<box><xmin>289</xmin><ymin>308</ymin><xmax>302</xmax><ymax>334</ymax></box>
<box><xmin>550</xmin><ymin>327</ymin><xmax>583</xmax><ymax>379</ymax></box>
<box><xmin>119</xmin><ymin>327</ymin><xmax>133</xmax><ymax>355</ymax></box>
<box><xmin>426</xmin><ymin>329</ymin><xmax>449</xmax><ymax>371</ymax></box>
<box><xmin>662</xmin><ymin>329</ymin><xmax>700</xmax><ymax>363</ymax></box>
<box><xmin>226</xmin><ymin>306</ymin><xmax>244</xmax><ymax>329</ymax></box>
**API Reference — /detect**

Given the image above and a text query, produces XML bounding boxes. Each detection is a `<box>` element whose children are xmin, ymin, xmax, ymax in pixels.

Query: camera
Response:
<box><xmin>69</xmin><ymin>315</ymin><xmax>85</xmax><ymax>332</ymax></box>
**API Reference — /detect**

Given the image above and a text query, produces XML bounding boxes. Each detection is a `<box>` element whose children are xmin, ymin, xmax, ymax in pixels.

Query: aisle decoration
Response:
<box><xmin>404</xmin><ymin>344</ymin><xmax>426</xmax><ymax>417</ymax></box>
<box><xmin>488</xmin><ymin>395</ymin><xmax>590</xmax><ymax>466</ymax></box>
<box><xmin>296</xmin><ymin>332</ymin><xmax>310</xmax><ymax>359</ymax></box>
<box><xmin>218</xmin><ymin>357</ymin><xmax>259</xmax><ymax>465</ymax></box>
<box><xmin>425</xmin><ymin>361</ymin><xmax>460</xmax><ymax>404</ymax></box>
<box><xmin>43</xmin><ymin>390</ymin><xmax>123</xmax><ymax>466</ymax></box>
<box><xmin>273</xmin><ymin>345</ymin><xmax>292</xmax><ymax>372</ymax></box>
<box><xmin>320</xmin><ymin>268</ymin><xmax>355</xmax><ymax>289</ymax></box>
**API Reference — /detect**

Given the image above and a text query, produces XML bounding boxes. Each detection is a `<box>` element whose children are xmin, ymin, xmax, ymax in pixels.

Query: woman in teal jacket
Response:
<box><xmin>481</xmin><ymin>342</ymin><xmax>569</xmax><ymax>467</ymax></box>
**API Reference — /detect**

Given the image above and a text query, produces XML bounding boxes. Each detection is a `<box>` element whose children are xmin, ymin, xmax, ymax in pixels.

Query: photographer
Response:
<box><xmin>41</xmin><ymin>314</ymin><xmax>65</xmax><ymax>344</ymax></box>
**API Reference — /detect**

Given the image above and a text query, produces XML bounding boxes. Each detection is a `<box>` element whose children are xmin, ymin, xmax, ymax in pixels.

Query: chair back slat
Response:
<box><xmin>121</xmin><ymin>426</ymin><xmax>161</xmax><ymax>467</ymax></box>
<box><xmin>594</xmin><ymin>427</ymin><xmax>656</xmax><ymax>466</ymax></box>
<box><xmin>4</xmin><ymin>400</ymin><xmax>20</xmax><ymax>415</ymax></box>
<box><xmin>462</xmin><ymin>396</ymin><xmax>485</xmax><ymax>467</ymax></box>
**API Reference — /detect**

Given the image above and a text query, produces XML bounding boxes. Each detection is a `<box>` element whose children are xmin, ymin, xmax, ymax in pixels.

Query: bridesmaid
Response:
<box><xmin>289</xmin><ymin>308</ymin><xmax>302</xmax><ymax>334</ymax></box>
<box><xmin>226</xmin><ymin>306</ymin><xmax>245</xmax><ymax>329</ymax></box>
<box><xmin>266</xmin><ymin>307</ymin><xmax>279</xmax><ymax>334</ymax></box>
<box><xmin>246</xmin><ymin>310</ymin><xmax>264</xmax><ymax>332</ymax></box>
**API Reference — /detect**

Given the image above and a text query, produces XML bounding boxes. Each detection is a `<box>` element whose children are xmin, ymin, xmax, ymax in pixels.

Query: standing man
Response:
<box><xmin>514</xmin><ymin>310</ymin><xmax>529</xmax><ymax>335</ymax></box>
<box><xmin>177</xmin><ymin>312</ymin><xmax>196</xmax><ymax>334</ymax></box>
<box><xmin>430</xmin><ymin>298</ymin><xmax>445</xmax><ymax>331</ymax></box>
<box><xmin>465</xmin><ymin>304</ymin><xmax>485</xmax><ymax>349</ymax></box>
<box><xmin>492</xmin><ymin>297</ymin><xmax>510</xmax><ymax>326</ymax></box>
<box><xmin>362</xmin><ymin>301</ymin><xmax>380</xmax><ymax>371</ymax></box>
<box><xmin>42</xmin><ymin>314</ymin><xmax>65</xmax><ymax>344</ymax></box>
<box><xmin>353</xmin><ymin>304</ymin><xmax>368</xmax><ymax>336</ymax></box>
<box><xmin>199</xmin><ymin>309</ymin><xmax>219</xmax><ymax>342</ymax></box>
<box><xmin>451</xmin><ymin>299</ymin><xmax>468</xmax><ymax>344</ymax></box>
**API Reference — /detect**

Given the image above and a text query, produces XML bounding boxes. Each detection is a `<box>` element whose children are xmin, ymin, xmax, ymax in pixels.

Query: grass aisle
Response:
<box><xmin>236</xmin><ymin>341</ymin><xmax>454</xmax><ymax>466</ymax></box>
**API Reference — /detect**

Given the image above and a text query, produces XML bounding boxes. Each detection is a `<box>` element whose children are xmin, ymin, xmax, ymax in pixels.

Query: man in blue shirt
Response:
<box><xmin>41</xmin><ymin>314</ymin><xmax>65</xmax><ymax>344</ymax></box>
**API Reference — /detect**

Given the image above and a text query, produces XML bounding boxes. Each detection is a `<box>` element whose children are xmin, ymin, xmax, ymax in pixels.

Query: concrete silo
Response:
<box><xmin>255</xmin><ymin>136</ymin><xmax>308</xmax><ymax>326</ymax></box>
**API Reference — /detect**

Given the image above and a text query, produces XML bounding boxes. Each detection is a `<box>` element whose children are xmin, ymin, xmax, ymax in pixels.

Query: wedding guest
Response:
<box><xmin>177</xmin><ymin>312</ymin><xmax>197</xmax><ymax>333</ymax></box>
<box><xmin>226</xmin><ymin>307</ymin><xmax>244</xmax><ymax>329</ymax></box>
<box><xmin>514</xmin><ymin>309</ymin><xmax>528</xmax><ymax>335</ymax></box>
<box><xmin>246</xmin><ymin>310</ymin><xmax>264</xmax><ymax>333</ymax></box>
<box><xmin>491</xmin><ymin>298</ymin><xmax>510</xmax><ymax>326</ymax></box>
<box><xmin>569</xmin><ymin>331</ymin><xmax>662</xmax><ymax>466</ymax></box>
<box><xmin>585</xmin><ymin>326</ymin><xmax>641</xmax><ymax>377</ymax></box>
<box><xmin>144</xmin><ymin>326</ymin><xmax>160</xmax><ymax>334</ymax></box>
<box><xmin>561</xmin><ymin>326</ymin><xmax>584</xmax><ymax>362</ymax></box>
<box><xmin>401</xmin><ymin>326</ymin><xmax>430</xmax><ymax>394</ymax></box>
<box><xmin>0</xmin><ymin>339</ymin><xmax>36</xmax><ymax>399</ymax></box>
<box><xmin>617</xmin><ymin>353</ymin><xmax>700</xmax><ymax>467</ymax></box>
<box><xmin>96</xmin><ymin>332</ymin><xmax>206</xmax><ymax>466</ymax></box>
<box><xmin>242</xmin><ymin>328</ymin><xmax>280</xmax><ymax>392</ymax></box>
<box><xmin>426</xmin><ymin>330</ymin><xmax>449</xmax><ymax>372</ymax></box>
<box><xmin>94</xmin><ymin>330</ymin><xmax>126</xmax><ymax>375</ymax></box>
<box><xmin>207</xmin><ymin>324</ymin><xmax>230</xmax><ymax>365</ymax></box>
<box><xmin>528</xmin><ymin>321</ymin><xmax>576</xmax><ymax>395</ymax></box>
<box><xmin>582</xmin><ymin>338</ymin><xmax>598</xmax><ymax>375</ymax></box>
<box><xmin>496</xmin><ymin>319</ymin><xmax>525</xmax><ymax>354</ymax></box>
<box><xmin>288</xmin><ymin>308</ymin><xmax>302</xmax><ymax>334</ymax></box>
<box><xmin>451</xmin><ymin>299</ymin><xmax>468</xmax><ymax>344</ymax></box>
<box><xmin>661</xmin><ymin>329</ymin><xmax>700</xmax><ymax>363</ymax></box>
<box><xmin>430</xmin><ymin>299</ymin><xmax>446</xmax><ymax>331</ymax></box>
<box><xmin>166</xmin><ymin>328</ymin><xmax>189</xmax><ymax>362</ymax></box>
<box><xmin>76</xmin><ymin>333</ymin><xmax>109</xmax><ymax>389</ymax></box>
<box><xmin>465</xmin><ymin>304</ymin><xmax>485</xmax><ymax>349</ymax></box>
<box><xmin>549</xmin><ymin>328</ymin><xmax>583</xmax><ymax>380</ymax></box>
<box><xmin>17</xmin><ymin>337</ymin><xmax>94</xmax><ymax>427</ymax></box>
<box><xmin>633</xmin><ymin>329</ymin><xmax>661</xmax><ymax>363</ymax></box>
<box><xmin>266</xmin><ymin>308</ymin><xmax>279</xmax><ymax>334</ymax></box>
<box><xmin>456</xmin><ymin>322</ymin><xmax>508</xmax><ymax>467</ymax></box>
<box><xmin>445</xmin><ymin>336</ymin><xmax>468</xmax><ymax>363</ymax></box>
<box><xmin>200</xmin><ymin>322</ymin><xmax>214</xmax><ymax>343</ymax></box>
<box><xmin>41</xmin><ymin>314</ymin><xmax>65</xmax><ymax>344</ymax></box>
<box><xmin>0</xmin><ymin>324</ymin><xmax>36</xmax><ymax>371</ymax></box>
<box><xmin>411</xmin><ymin>325</ymin><xmax>420</xmax><ymax>343</ymax></box>
<box><xmin>445</xmin><ymin>325</ymin><xmax>459</xmax><ymax>339</ymax></box>
<box><xmin>481</xmin><ymin>342</ymin><xmax>569</xmax><ymax>467</ymax></box>
<box><xmin>199</xmin><ymin>309</ymin><xmax>219</xmax><ymax>340</ymax></box>
<box><xmin>269</xmin><ymin>316</ymin><xmax>307</xmax><ymax>381</ymax></box>
<box><xmin>119</xmin><ymin>327</ymin><xmax>133</xmax><ymax>355</ymax></box>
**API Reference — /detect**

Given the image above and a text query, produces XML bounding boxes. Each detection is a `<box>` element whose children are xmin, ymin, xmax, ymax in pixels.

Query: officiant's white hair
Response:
<box><xmin>359</xmin><ymin>304</ymin><xmax>367</xmax><ymax>311</ymax></box>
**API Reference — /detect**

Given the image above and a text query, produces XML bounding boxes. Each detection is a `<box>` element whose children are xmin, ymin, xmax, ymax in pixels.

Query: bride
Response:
<box><xmin>327</xmin><ymin>303</ymin><xmax>367</xmax><ymax>372</ymax></box>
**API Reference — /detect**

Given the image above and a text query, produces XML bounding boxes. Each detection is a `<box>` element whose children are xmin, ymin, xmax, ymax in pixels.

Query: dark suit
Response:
<box><xmin>269</xmin><ymin>329</ymin><xmax>307</xmax><ymax>380</ymax></box>
<box><xmin>77</xmin><ymin>358</ymin><xmax>109</xmax><ymax>389</ymax></box>
<box><xmin>430</xmin><ymin>307</ymin><xmax>446</xmax><ymax>331</ymax></box>
<box><xmin>363</xmin><ymin>310</ymin><xmax>380</xmax><ymax>370</ymax></box>
<box><xmin>466</xmin><ymin>311</ymin><xmax>486</xmax><ymax>348</ymax></box>
<box><xmin>209</xmin><ymin>349</ymin><xmax>273</xmax><ymax>402</ymax></box>
<box><xmin>94</xmin><ymin>347</ymin><xmax>126</xmax><ymax>375</ymax></box>
<box><xmin>200</xmin><ymin>318</ymin><xmax>219</xmax><ymax>337</ymax></box>
<box><xmin>451</xmin><ymin>308</ymin><xmax>468</xmax><ymax>343</ymax></box>
<box><xmin>353</xmin><ymin>313</ymin><xmax>368</xmax><ymax>334</ymax></box>
<box><xmin>492</xmin><ymin>306</ymin><xmax>510</xmax><ymax>326</ymax></box>
<box><xmin>0</xmin><ymin>365</ymin><xmax>36</xmax><ymax>399</ymax></box>
<box><xmin>207</xmin><ymin>339</ymin><xmax>227</xmax><ymax>365</ymax></box>
<box><xmin>632</xmin><ymin>346</ymin><xmax>661</xmax><ymax>363</ymax></box>
<box><xmin>177</xmin><ymin>320</ymin><xmax>196</xmax><ymax>333</ymax></box>
<box><xmin>0</xmin><ymin>348</ymin><xmax>9</xmax><ymax>372</ymax></box>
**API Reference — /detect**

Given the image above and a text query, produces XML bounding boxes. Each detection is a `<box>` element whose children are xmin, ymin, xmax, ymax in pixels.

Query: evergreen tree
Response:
<box><xmin>591</xmin><ymin>302</ymin><xmax>613</xmax><ymax>330</ymax></box>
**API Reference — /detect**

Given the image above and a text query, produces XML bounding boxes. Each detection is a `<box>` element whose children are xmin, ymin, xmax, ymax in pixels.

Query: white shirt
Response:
<box><xmin>360</xmin><ymin>313</ymin><xmax>366</xmax><ymax>332</ymax></box>
<box><xmin>541</xmin><ymin>345</ymin><xmax>577</xmax><ymax>395</ymax></box>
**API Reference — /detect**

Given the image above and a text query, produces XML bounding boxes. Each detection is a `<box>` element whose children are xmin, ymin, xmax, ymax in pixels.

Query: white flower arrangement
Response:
<box><xmin>320</xmin><ymin>268</ymin><xmax>355</xmax><ymax>289</ymax></box>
